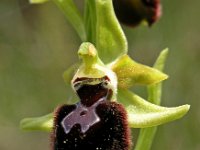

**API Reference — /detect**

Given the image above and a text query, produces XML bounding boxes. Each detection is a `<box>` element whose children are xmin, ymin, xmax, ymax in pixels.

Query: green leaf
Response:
<box><xmin>135</xmin><ymin>49</ymin><xmax>169</xmax><ymax>150</ymax></box>
<box><xmin>118</xmin><ymin>89</ymin><xmax>190</xmax><ymax>128</ymax></box>
<box><xmin>111</xmin><ymin>55</ymin><xmax>168</xmax><ymax>89</ymax></box>
<box><xmin>96</xmin><ymin>0</ymin><xmax>127</xmax><ymax>63</ymax></box>
<box><xmin>20</xmin><ymin>113</ymin><xmax>53</xmax><ymax>132</ymax></box>
<box><xmin>53</xmin><ymin>0</ymin><xmax>86</xmax><ymax>41</ymax></box>
<box><xmin>29</xmin><ymin>0</ymin><xmax>49</xmax><ymax>4</ymax></box>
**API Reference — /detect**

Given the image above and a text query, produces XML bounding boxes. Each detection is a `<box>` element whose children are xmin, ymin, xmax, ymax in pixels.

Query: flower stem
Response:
<box><xmin>84</xmin><ymin>0</ymin><xmax>96</xmax><ymax>44</ymax></box>
<box><xmin>53</xmin><ymin>0</ymin><xmax>86</xmax><ymax>41</ymax></box>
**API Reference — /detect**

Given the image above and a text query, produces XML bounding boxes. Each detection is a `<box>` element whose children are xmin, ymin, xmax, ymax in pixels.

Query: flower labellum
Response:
<box><xmin>51</xmin><ymin>43</ymin><xmax>132</xmax><ymax>150</ymax></box>
<box><xmin>52</xmin><ymin>77</ymin><xmax>131</xmax><ymax>150</ymax></box>
<box><xmin>113</xmin><ymin>0</ymin><xmax>162</xmax><ymax>27</ymax></box>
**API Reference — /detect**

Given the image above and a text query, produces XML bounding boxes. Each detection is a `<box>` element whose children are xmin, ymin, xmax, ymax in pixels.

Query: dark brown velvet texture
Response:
<box><xmin>52</xmin><ymin>102</ymin><xmax>131</xmax><ymax>150</ymax></box>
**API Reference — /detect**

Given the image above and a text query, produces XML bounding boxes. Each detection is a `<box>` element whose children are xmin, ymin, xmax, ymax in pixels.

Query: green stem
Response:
<box><xmin>84</xmin><ymin>0</ymin><xmax>96</xmax><ymax>44</ymax></box>
<box><xmin>53</xmin><ymin>0</ymin><xmax>86</xmax><ymax>41</ymax></box>
<box><xmin>135</xmin><ymin>128</ymin><xmax>157</xmax><ymax>150</ymax></box>
<box><xmin>135</xmin><ymin>49</ymin><xmax>169</xmax><ymax>150</ymax></box>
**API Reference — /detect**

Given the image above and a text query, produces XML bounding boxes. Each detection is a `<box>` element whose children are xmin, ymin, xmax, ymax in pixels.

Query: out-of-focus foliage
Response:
<box><xmin>0</xmin><ymin>0</ymin><xmax>199</xmax><ymax>150</ymax></box>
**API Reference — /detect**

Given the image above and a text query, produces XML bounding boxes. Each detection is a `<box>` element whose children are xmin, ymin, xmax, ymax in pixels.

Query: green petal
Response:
<box><xmin>111</xmin><ymin>55</ymin><xmax>168</xmax><ymax>89</ymax></box>
<box><xmin>20</xmin><ymin>113</ymin><xmax>53</xmax><ymax>132</ymax></box>
<box><xmin>96</xmin><ymin>0</ymin><xmax>127</xmax><ymax>63</ymax></box>
<box><xmin>29</xmin><ymin>0</ymin><xmax>49</xmax><ymax>4</ymax></box>
<box><xmin>118</xmin><ymin>89</ymin><xmax>190</xmax><ymax>128</ymax></box>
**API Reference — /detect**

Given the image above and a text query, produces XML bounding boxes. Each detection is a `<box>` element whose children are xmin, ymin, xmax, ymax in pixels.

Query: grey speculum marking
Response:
<box><xmin>61</xmin><ymin>98</ymin><xmax>104</xmax><ymax>134</ymax></box>
<box><xmin>61</xmin><ymin>76</ymin><xmax>112</xmax><ymax>134</ymax></box>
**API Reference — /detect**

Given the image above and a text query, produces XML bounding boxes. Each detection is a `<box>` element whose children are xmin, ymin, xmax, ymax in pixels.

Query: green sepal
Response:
<box><xmin>20</xmin><ymin>113</ymin><xmax>53</xmax><ymax>132</ymax></box>
<box><xmin>29</xmin><ymin>0</ymin><xmax>49</xmax><ymax>4</ymax></box>
<box><xmin>118</xmin><ymin>89</ymin><xmax>190</xmax><ymax>128</ymax></box>
<box><xmin>111</xmin><ymin>55</ymin><xmax>168</xmax><ymax>89</ymax></box>
<box><xmin>96</xmin><ymin>0</ymin><xmax>128</xmax><ymax>63</ymax></box>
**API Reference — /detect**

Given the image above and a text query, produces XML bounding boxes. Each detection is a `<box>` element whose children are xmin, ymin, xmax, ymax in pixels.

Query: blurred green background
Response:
<box><xmin>0</xmin><ymin>0</ymin><xmax>199</xmax><ymax>149</ymax></box>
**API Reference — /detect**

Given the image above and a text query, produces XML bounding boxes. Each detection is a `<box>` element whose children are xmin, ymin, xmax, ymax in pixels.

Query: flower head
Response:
<box><xmin>113</xmin><ymin>0</ymin><xmax>162</xmax><ymax>27</ymax></box>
